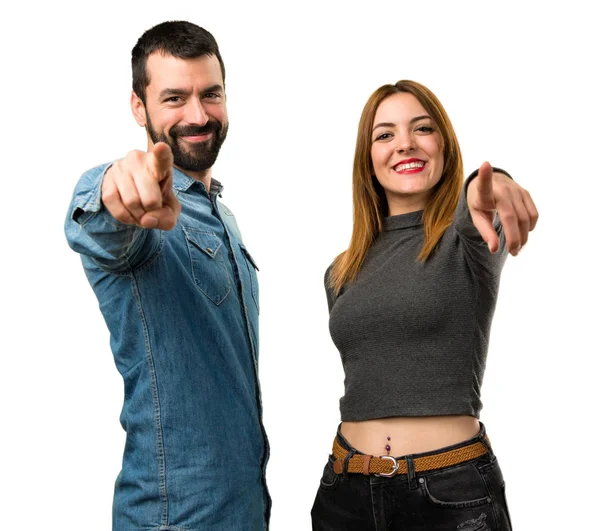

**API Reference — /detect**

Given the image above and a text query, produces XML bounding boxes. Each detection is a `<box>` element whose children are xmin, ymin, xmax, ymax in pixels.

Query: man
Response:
<box><xmin>65</xmin><ymin>21</ymin><xmax>270</xmax><ymax>530</ymax></box>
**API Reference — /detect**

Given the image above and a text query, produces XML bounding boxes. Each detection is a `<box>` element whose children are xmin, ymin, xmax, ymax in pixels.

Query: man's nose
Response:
<box><xmin>186</xmin><ymin>100</ymin><xmax>210</xmax><ymax>126</ymax></box>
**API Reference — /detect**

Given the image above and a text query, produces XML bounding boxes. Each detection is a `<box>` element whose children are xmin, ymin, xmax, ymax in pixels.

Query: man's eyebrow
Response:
<box><xmin>372</xmin><ymin>115</ymin><xmax>432</xmax><ymax>132</ymax></box>
<box><xmin>202</xmin><ymin>84</ymin><xmax>224</xmax><ymax>94</ymax></box>
<box><xmin>159</xmin><ymin>88</ymin><xmax>191</xmax><ymax>99</ymax></box>
<box><xmin>158</xmin><ymin>85</ymin><xmax>224</xmax><ymax>99</ymax></box>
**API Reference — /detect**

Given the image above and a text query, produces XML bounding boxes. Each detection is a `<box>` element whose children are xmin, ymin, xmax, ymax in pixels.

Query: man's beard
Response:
<box><xmin>146</xmin><ymin>112</ymin><xmax>228</xmax><ymax>173</ymax></box>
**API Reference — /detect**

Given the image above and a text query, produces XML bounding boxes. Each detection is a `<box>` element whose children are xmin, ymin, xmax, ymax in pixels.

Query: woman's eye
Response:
<box><xmin>416</xmin><ymin>126</ymin><xmax>434</xmax><ymax>133</ymax></box>
<box><xmin>375</xmin><ymin>132</ymin><xmax>392</xmax><ymax>141</ymax></box>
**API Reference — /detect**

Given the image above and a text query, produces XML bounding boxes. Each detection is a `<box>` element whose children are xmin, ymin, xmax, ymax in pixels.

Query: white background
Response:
<box><xmin>1</xmin><ymin>1</ymin><xmax>598</xmax><ymax>529</ymax></box>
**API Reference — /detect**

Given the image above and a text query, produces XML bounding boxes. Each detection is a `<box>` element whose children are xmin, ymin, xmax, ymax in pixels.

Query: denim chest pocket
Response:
<box><xmin>239</xmin><ymin>244</ymin><xmax>259</xmax><ymax>313</ymax></box>
<box><xmin>183</xmin><ymin>226</ymin><xmax>231</xmax><ymax>305</ymax></box>
<box><xmin>419</xmin><ymin>462</ymin><xmax>492</xmax><ymax>509</ymax></box>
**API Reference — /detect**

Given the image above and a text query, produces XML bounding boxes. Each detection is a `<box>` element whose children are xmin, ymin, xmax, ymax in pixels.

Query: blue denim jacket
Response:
<box><xmin>65</xmin><ymin>164</ymin><xmax>270</xmax><ymax>531</ymax></box>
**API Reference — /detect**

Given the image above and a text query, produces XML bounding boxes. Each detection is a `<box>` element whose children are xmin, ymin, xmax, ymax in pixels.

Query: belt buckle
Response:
<box><xmin>374</xmin><ymin>455</ymin><xmax>399</xmax><ymax>477</ymax></box>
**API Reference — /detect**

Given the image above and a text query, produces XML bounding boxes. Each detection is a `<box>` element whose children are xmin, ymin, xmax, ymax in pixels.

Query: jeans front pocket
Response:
<box><xmin>239</xmin><ymin>244</ymin><xmax>259</xmax><ymax>313</ymax></box>
<box><xmin>319</xmin><ymin>455</ymin><xmax>340</xmax><ymax>491</ymax></box>
<box><xmin>420</xmin><ymin>462</ymin><xmax>492</xmax><ymax>509</ymax></box>
<box><xmin>183</xmin><ymin>227</ymin><xmax>231</xmax><ymax>305</ymax></box>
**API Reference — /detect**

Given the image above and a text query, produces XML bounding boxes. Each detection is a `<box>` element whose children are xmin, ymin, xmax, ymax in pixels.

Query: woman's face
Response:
<box><xmin>370</xmin><ymin>92</ymin><xmax>444</xmax><ymax>215</ymax></box>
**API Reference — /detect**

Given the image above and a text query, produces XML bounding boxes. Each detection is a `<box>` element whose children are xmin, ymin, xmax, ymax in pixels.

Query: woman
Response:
<box><xmin>311</xmin><ymin>80</ymin><xmax>537</xmax><ymax>530</ymax></box>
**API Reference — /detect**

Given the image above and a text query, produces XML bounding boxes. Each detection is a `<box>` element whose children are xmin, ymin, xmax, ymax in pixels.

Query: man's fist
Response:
<box><xmin>101</xmin><ymin>142</ymin><xmax>181</xmax><ymax>230</ymax></box>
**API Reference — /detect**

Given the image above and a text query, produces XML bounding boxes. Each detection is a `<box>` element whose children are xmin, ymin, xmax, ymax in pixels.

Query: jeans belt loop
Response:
<box><xmin>406</xmin><ymin>455</ymin><xmax>417</xmax><ymax>490</ymax></box>
<box><xmin>342</xmin><ymin>449</ymin><xmax>356</xmax><ymax>481</ymax></box>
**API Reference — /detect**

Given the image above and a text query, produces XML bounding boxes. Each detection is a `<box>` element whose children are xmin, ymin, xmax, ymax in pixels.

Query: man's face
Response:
<box><xmin>134</xmin><ymin>52</ymin><xmax>228</xmax><ymax>174</ymax></box>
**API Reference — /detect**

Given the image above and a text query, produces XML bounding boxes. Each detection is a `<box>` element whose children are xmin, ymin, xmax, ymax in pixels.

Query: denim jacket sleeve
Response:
<box><xmin>452</xmin><ymin>167</ymin><xmax>510</xmax><ymax>278</ymax></box>
<box><xmin>64</xmin><ymin>163</ymin><xmax>161</xmax><ymax>273</ymax></box>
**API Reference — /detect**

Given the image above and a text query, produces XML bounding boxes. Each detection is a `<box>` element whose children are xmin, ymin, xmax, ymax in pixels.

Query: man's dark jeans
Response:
<box><xmin>311</xmin><ymin>425</ymin><xmax>512</xmax><ymax>530</ymax></box>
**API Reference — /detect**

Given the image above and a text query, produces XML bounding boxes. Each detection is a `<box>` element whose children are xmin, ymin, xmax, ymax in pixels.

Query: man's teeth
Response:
<box><xmin>395</xmin><ymin>161</ymin><xmax>425</xmax><ymax>170</ymax></box>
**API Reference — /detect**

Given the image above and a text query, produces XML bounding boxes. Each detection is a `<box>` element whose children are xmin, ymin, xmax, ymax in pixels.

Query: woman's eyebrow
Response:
<box><xmin>372</xmin><ymin>115</ymin><xmax>432</xmax><ymax>132</ymax></box>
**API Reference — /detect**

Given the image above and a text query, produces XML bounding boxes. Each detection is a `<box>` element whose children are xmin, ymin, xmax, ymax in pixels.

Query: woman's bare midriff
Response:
<box><xmin>340</xmin><ymin>415</ymin><xmax>480</xmax><ymax>457</ymax></box>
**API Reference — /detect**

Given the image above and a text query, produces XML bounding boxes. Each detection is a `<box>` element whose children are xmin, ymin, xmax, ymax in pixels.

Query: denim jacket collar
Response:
<box><xmin>173</xmin><ymin>167</ymin><xmax>224</xmax><ymax>197</ymax></box>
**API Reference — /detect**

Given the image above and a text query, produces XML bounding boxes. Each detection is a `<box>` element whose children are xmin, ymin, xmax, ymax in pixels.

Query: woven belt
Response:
<box><xmin>332</xmin><ymin>435</ymin><xmax>491</xmax><ymax>477</ymax></box>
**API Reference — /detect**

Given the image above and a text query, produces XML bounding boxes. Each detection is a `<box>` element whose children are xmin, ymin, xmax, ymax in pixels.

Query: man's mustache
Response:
<box><xmin>170</xmin><ymin>121</ymin><xmax>221</xmax><ymax>138</ymax></box>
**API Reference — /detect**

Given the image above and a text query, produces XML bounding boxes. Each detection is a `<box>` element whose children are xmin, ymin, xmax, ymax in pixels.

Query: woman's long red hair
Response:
<box><xmin>329</xmin><ymin>80</ymin><xmax>464</xmax><ymax>295</ymax></box>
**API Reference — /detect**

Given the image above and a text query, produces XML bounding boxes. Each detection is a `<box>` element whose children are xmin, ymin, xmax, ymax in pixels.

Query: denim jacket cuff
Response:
<box><xmin>70</xmin><ymin>162</ymin><xmax>115</xmax><ymax>225</ymax></box>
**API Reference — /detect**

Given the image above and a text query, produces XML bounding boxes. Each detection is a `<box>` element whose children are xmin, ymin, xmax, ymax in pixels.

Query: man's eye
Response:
<box><xmin>165</xmin><ymin>96</ymin><xmax>181</xmax><ymax>103</ymax></box>
<box><xmin>204</xmin><ymin>93</ymin><xmax>220</xmax><ymax>99</ymax></box>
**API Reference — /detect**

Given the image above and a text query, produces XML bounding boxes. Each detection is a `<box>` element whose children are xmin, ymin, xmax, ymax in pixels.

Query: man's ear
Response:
<box><xmin>131</xmin><ymin>91</ymin><xmax>147</xmax><ymax>127</ymax></box>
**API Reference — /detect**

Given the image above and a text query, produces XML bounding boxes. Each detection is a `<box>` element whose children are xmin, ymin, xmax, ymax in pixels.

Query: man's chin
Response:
<box><xmin>173</xmin><ymin>154</ymin><xmax>216</xmax><ymax>173</ymax></box>
<box><xmin>171</xmin><ymin>137</ymin><xmax>221</xmax><ymax>172</ymax></box>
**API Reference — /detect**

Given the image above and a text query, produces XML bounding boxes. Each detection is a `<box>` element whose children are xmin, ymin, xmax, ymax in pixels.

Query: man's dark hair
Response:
<box><xmin>131</xmin><ymin>21</ymin><xmax>225</xmax><ymax>104</ymax></box>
